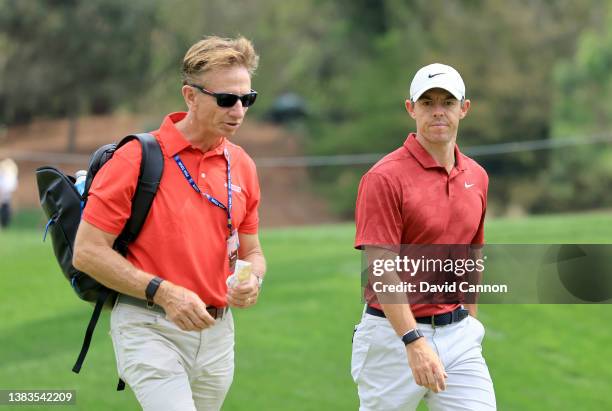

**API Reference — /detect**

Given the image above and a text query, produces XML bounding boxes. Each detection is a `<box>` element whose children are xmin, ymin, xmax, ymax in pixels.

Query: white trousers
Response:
<box><xmin>351</xmin><ymin>310</ymin><xmax>496</xmax><ymax>411</ymax></box>
<box><xmin>110</xmin><ymin>301</ymin><xmax>234</xmax><ymax>411</ymax></box>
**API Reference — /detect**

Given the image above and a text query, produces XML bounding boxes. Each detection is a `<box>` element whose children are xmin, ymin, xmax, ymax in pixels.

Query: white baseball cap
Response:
<box><xmin>409</xmin><ymin>63</ymin><xmax>465</xmax><ymax>102</ymax></box>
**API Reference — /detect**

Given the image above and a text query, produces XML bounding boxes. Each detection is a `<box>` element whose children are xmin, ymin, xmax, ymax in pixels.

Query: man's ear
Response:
<box><xmin>182</xmin><ymin>85</ymin><xmax>197</xmax><ymax>110</ymax></box>
<box><xmin>459</xmin><ymin>99</ymin><xmax>471</xmax><ymax>119</ymax></box>
<box><xmin>405</xmin><ymin>99</ymin><xmax>417</xmax><ymax>119</ymax></box>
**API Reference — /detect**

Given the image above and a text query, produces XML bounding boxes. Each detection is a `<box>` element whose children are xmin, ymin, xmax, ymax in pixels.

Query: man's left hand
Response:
<box><xmin>227</xmin><ymin>273</ymin><xmax>260</xmax><ymax>308</ymax></box>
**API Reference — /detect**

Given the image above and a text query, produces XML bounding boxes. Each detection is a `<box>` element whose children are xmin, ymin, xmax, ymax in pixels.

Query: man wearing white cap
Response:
<box><xmin>352</xmin><ymin>63</ymin><xmax>496</xmax><ymax>410</ymax></box>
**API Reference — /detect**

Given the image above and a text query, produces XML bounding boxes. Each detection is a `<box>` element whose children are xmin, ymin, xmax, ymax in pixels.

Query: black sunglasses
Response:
<box><xmin>189</xmin><ymin>84</ymin><xmax>258</xmax><ymax>108</ymax></box>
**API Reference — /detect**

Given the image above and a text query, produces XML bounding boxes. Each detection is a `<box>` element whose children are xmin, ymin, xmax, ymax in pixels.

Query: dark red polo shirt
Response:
<box><xmin>83</xmin><ymin>112</ymin><xmax>260</xmax><ymax>307</ymax></box>
<box><xmin>355</xmin><ymin>133</ymin><xmax>488</xmax><ymax>317</ymax></box>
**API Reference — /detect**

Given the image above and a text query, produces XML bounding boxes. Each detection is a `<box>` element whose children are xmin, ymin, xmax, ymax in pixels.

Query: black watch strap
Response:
<box><xmin>145</xmin><ymin>277</ymin><xmax>164</xmax><ymax>306</ymax></box>
<box><xmin>401</xmin><ymin>328</ymin><xmax>424</xmax><ymax>345</ymax></box>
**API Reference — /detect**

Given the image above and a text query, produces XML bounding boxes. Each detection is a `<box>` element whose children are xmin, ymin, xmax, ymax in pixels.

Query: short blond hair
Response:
<box><xmin>181</xmin><ymin>36</ymin><xmax>259</xmax><ymax>85</ymax></box>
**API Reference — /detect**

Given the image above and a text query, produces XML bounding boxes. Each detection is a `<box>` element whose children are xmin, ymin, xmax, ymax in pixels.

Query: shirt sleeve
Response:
<box><xmin>82</xmin><ymin>141</ymin><xmax>142</xmax><ymax>235</ymax></box>
<box><xmin>354</xmin><ymin>171</ymin><xmax>402</xmax><ymax>251</ymax></box>
<box><xmin>237</xmin><ymin>156</ymin><xmax>260</xmax><ymax>234</ymax></box>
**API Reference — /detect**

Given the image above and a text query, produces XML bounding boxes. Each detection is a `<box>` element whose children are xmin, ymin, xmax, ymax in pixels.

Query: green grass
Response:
<box><xmin>0</xmin><ymin>210</ymin><xmax>611</xmax><ymax>410</ymax></box>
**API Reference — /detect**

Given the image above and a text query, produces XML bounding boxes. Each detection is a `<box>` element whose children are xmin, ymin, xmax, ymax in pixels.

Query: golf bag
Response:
<box><xmin>35</xmin><ymin>133</ymin><xmax>163</xmax><ymax>390</ymax></box>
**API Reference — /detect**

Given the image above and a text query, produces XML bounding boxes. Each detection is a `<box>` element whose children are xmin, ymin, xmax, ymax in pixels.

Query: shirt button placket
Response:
<box><xmin>199</xmin><ymin>157</ymin><xmax>207</xmax><ymax>191</ymax></box>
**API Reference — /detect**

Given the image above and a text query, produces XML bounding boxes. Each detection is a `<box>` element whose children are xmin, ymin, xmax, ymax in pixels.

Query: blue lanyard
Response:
<box><xmin>174</xmin><ymin>148</ymin><xmax>233</xmax><ymax>232</ymax></box>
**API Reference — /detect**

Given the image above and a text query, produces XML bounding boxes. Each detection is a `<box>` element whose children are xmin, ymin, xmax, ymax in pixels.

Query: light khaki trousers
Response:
<box><xmin>110</xmin><ymin>301</ymin><xmax>234</xmax><ymax>411</ymax></box>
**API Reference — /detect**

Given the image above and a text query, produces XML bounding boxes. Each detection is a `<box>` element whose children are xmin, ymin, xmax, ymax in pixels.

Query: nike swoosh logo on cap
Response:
<box><xmin>428</xmin><ymin>73</ymin><xmax>444</xmax><ymax>78</ymax></box>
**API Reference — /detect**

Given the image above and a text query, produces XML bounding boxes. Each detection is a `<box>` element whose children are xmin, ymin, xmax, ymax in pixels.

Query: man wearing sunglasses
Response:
<box><xmin>352</xmin><ymin>63</ymin><xmax>496</xmax><ymax>410</ymax></box>
<box><xmin>74</xmin><ymin>36</ymin><xmax>266</xmax><ymax>411</ymax></box>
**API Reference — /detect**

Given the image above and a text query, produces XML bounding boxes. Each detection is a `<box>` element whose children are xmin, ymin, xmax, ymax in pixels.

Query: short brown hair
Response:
<box><xmin>181</xmin><ymin>36</ymin><xmax>259</xmax><ymax>85</ymax></box>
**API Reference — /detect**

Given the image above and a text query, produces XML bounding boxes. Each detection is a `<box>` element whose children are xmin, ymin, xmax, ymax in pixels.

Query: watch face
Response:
<box><xmin>402</xmin><ymin>329</ymin><xmax>424</xmax><ymax>345</ymax></box>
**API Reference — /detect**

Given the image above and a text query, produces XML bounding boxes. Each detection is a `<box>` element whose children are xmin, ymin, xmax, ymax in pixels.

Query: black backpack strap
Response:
<box><xmin>71</xmin><ymin>133</ymin><xmax>163</xmax><ymax>380</ymax></box>
<box><xmin>72</xmin><ymin>288</ymin><xmax>111</xmax><ymax>373</ymax></box>
<box><xmin>113</xmin><ymin>133</ymin><xmax>164</xmax><ymax>255</ymax></box>
<box><xmin>112</xmin><ymin>133</ymin><xmax>162</xmax><ymax>391</ymax></box>
<box><xmin>73</xmin><ymin>290</ymin><xmax>126</xmax><ymax>392</ymax></box>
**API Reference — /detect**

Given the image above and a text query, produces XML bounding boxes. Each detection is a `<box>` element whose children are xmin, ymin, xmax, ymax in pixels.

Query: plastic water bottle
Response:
<box><xmin>226</xmin><ymin>260</ymin><xmax>252</xmax><ymax>288</ymax></box>
<box><xmin>75</xmin><ymin>170</ymin><xmax>87</xmax><ymax>196</ymax></box>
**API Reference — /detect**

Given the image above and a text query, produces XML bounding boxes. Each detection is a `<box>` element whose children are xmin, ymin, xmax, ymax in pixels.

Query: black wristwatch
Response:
<box><xmin>145</xmin><ymin>277</ymin><xmax>164</xmax><ymax>307</ymax></box>
<box><xmin>401</xmin><ymin>328</ymin><xmax>424</xmax><ymax>345</ymax></box>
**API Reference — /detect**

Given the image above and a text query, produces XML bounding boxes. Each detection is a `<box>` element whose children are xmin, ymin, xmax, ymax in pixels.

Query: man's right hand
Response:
<box><xmin>406</xmin><ymin>338</ymin><xmax>448</xmax><ymax>393</ymax></box>
<box><xmin>155</xmin><ymin>281</ymin><xmax>216</xmax><ymax>331</ymax></box>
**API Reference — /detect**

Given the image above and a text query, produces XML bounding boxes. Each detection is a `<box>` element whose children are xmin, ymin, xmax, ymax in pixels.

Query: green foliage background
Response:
<box><xmin>1</xmin><ymin>0</ymin><xmax>612</xmax><ymax>214</ymax></box>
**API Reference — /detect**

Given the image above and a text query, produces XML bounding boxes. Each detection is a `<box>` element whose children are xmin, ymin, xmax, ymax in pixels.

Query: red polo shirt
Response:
<box><xmin>355</xmin><ymin>133</ymin><xmax>488</xmax><ymax>317</ymax></box>
<box><xmin>83</xmin><ymin>112</ymin><xmax>260</xmax><ymax>307</ymax></box>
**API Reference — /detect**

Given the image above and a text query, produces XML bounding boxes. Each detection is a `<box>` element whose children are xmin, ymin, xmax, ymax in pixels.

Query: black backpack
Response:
<box><xmin>35</xmin><ymin>133</ymin><xmax>163</xmax><ymax>390</ymax></box>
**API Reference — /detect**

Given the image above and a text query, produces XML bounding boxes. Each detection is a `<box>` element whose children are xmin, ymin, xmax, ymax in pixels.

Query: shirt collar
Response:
<box><xmin>158</xmin><ymin>112</ymin><xmax>227</xmax><ymax>158</ymax></box>
<box><xmin>403</xmin><ymin>133</ymin><xmax>466</xmax><ymax>171</ymax></box>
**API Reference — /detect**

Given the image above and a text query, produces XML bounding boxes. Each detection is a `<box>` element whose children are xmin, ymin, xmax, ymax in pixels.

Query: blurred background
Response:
<box><xmin>1</xmin><ymin>1</ymin><xmax>611</xmax><ymax>410</ymax></box>
<box><xmin>1</xmin><ymin>0</ymin><xmax>612</xmax><ymax>222</ymax></box>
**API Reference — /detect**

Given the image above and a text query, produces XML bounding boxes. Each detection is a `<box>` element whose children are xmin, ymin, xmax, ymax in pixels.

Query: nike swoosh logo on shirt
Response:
<box><xmin>464</xmin><ymin>182</ymin><xmax>475</xmax><ymax>189</ymax></box>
